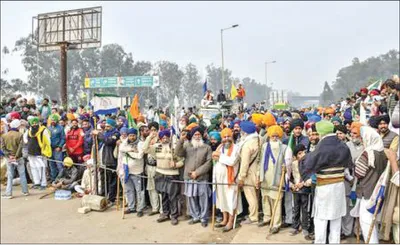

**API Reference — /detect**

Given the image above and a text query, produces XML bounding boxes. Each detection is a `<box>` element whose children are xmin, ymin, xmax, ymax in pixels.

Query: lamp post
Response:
<box><xmin>265</xmin><ymin>60</ymin><xmax>276</xmax><ymax>107</ymax></box>
<box><xmin>221</xmin><ymin>24</ymin><xmax>239</xmax><ymax>94</ymax></box>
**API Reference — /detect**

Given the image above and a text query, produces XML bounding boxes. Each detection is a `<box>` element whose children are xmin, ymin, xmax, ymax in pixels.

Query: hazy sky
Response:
<box><xmin>1</xmin><ymin>1</ymin><xmax>399</xmax><ymax>96</ymax></box>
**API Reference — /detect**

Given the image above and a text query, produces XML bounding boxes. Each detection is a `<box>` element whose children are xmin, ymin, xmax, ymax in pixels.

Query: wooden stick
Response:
<box><xmin>366</xmin><ymin>198</ymin><xmax>382</xmax><ymax>244</ymax></box>
<box><xmin>121</xmin><ymin>182</ymin><xmax>126</xmax><ymax>220</ymax></box>
<box><xmin>233</xmin><ymin>187</ymin><xmax>240</xmax><ymax>229</ymax></box>
<box><xmin>356</xmin><ymin>217</ymin><xmax>360</xmax><ymax>244</ymax></box>
<box><xmin>116</xmin><ymin>176</ymin><xmax>120</xmax><ymax>211</ymax></box>
<box><xmin>269</xmin><ymin>165</ymin><xmax>286</xmax><ymax>233</ymax></box>
<box><xmin>212</xmin><ymin>184</ymin><xmax>216</xmax><ymax>231</ymax></box>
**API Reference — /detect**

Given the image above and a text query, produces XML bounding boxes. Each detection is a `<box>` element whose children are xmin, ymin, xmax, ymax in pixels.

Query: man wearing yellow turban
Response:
<box><xmin>212</xmin><ymin>127</ymin><xmax>242</xmax><ymax>232</ymax></box>
<box><xmin>257</xmin><ymin>125</ymin><xmax>287</xmax><ymax>233</ymax></box>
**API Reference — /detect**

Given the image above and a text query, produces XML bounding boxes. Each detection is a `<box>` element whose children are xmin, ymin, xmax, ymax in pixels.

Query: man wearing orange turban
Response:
<box><xmin>212</xmin><ymin>127</ymin><xmax>242</xmax><ymax>232</ymax></box>
<box><xmin>263</xmin><ymin>113</ymin><xmax>277</xmax><ymax>128</ymax></box>
<box><xmin>258</xmin><ymin>124</ymin><xmax>287</xmax><ymax>233</ymax></box>
<box><xmin>251</xmin><ymin>114</ymin><xmax>264</xmax><ymax>128</ymax></box>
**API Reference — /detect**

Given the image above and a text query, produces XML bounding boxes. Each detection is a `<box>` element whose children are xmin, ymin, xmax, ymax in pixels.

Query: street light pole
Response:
<box><xmin>265</xmin><ymin>60</ymin><xmax>276</xmax><ymax>107</ymax></box>
<box><xmin>220</xmin><ymin>24</ymin><xmax>239</xmax><ymax>95</ymax></box>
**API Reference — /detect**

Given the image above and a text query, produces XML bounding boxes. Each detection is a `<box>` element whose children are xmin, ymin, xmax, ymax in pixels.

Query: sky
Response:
<box><xmin>1</xmin><ymin>1</ymin><xmax>399</xmax><ymax>96</ymax></box>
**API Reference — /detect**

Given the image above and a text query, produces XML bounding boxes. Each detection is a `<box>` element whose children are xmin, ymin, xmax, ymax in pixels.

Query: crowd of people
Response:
<box><xmin>1</xmin><ymin>75</ymin><xmax>399</xmax><ymax>244</ymax></box>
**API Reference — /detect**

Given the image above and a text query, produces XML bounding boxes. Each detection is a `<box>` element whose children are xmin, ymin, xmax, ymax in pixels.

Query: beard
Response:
<box><xmin>210</xmin><ymin>142</ymin><xmax>220</xmax><ymax>151</ymax></box>
<box><xmin>191</xmin><ymin>138</ymin><xmax>204</xmax><ymax>148</ymax></box>
<box><xmin>352</xmin><ymin>138</ymin><xmax>362</xmax><ymax>145</ymax></box>
<box><xmin>179</xmin><ymin>122</ymin><xmax>187</xmax><ymax>130</ymax></box>
<box><xmin>270</xmin><ymin>140</ymin><xmax>280</xmax><ymax>150</ymax></box>
<box><xmin>310</xmin><ymin>138</ymin><xmax>319</xmax><ymax>145</ymax></box>
<box><xmin>379</xmin><ymin>127</ymin><xmax>388</xmax><ymax>134</ymax></box>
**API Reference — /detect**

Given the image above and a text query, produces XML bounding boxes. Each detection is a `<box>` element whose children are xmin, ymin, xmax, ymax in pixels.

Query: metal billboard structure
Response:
<box><xmin>32</xmin><ymin>6</ymin><xmax>102</xmax><ymax>108</ymax></box>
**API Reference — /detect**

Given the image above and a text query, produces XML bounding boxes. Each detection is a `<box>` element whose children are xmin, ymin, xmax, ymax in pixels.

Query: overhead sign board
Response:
<box><xmin>84</xmin><ymin>76</ymin><xmax>159</xmax><ymax>88</ymax></box>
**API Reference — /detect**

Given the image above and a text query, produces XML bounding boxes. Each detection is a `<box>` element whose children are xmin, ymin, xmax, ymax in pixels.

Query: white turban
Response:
<box><xmin>10</xmin><ymin>119</ymin><xmax>21</xmax><ymax>129</ymax></box>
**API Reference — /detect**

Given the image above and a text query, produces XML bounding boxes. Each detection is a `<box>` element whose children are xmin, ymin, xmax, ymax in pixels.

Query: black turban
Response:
<box><xmin>290</xmin><ymin>118</ymin><xmax>305</xmax><ymax>132</ymax></box>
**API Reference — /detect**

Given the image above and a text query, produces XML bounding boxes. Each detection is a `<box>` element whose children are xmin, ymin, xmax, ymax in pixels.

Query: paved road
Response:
<box><xmin>1</xmin><ymin>186</ymin><xmax>358</xmax><ymax>243</ymax></box>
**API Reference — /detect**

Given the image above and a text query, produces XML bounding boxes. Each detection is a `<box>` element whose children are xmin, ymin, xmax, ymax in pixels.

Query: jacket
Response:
<box><xmin>61</xmin><ymin>166</ymin><xmax>79</xmax><ymax>185</ymax></box>
<box><xmin>99</xmin><ymin>128</ymin><xmax>120</xmax><ymax>166</ymax></box>
<box><xmin>143</xmin><ymin>136</ymin><xmax>184</xmax><ymax>176</ymax></box>
<box><xmin>1</xmin><ymin>130</ymin><xmax>23</xmax><ymax>159</ymax></box>
<box><xmin>49</xmin><ymin>124</ymin><xmax>66</xmax><ymax>149</ymax></box>
<box><xmin>24</xmin><ymin>126</ymin><xmax>52</xmax><ymax>158</ymax></box>
<box><xmin>238</xmin><ymin>133</ymin><xmax>261</xmax><ymax>181</ymax></box>
<box><xmin>176</xmin><ymin>139</ymin><xmax>212</xmax><ymax>181</ymax></box>
<box><xmin>66</xmin><ymin>128</ymin><xmax>84</xmax><ymax>155</ymax></box>
<box><xmin>83</xmin><ymin>127</ymin><xmax>93</xmax><ymax>155</ymax></box>
<box><xmin>119</xmin><ymin>140</ymin><xmax>144</xmax><ymax>175</ymax></box>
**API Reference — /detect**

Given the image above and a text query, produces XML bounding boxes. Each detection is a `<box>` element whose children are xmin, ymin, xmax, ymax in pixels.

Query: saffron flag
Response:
<box><xmin>203</xmin><ymin>79</ymin><xmax>208</xmax><ymax>95</ymax></box>
<box><xmin>129</xmin><ymin>94</ymin><xmax>140</xmax><ymax>119</ymax></box>
<box><xmin>231</xmin><ymin>84</ymin><xmax>238</xmax><ymax>99</ymax></box>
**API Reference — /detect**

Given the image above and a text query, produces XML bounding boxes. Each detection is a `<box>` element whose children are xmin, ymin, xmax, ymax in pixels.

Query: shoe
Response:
<box><xmin>31</xmin><ymin>184</ymin><xmax>39</xmax><ymax>189</ymax></box>
<box><xmin>222</xmin><ymin>226</ymin><xmax>233</xmax><ymax>233</ymax></box>
<box><xmin>148</xmin><ymin>211</ymin><xmax>159</xmax><ymax>216</ymax></box>
<box><xmin>281</xmin><ymin>223</ymin><xmax>291</xmax><ymax>228</ymax></box>
<box><xmin>258</xmin><ymin>221</ymin><xmax>268</xmax><ymax>227</ymax></box>
<box><xmin>23</xmin><ymin>192</ymin><xmax>29</xmax><ymax>196</ymax></box>
<box><xmin>137</xmin><ymin>211</ymin><xmax>144</xmax><ymax>217</ymax></box>
<box><xmin>40</xmin><ymin>186</ymin><xmax>46</xmax><ymax>190</ymax></box>
<box><xmin>171</xmin><ymin>218</ymin><xmax>179</xmax><ymax>226</ymax></box>
<box><xmin>241</xmin><ymin>218</ymin><xmax>256</xmax><ymax>225</ymax></box>
<box><xmin>201</xmin><ymin>222</ymin><xmax>208</xmax><ymax>228</ymax></box>
<box><xmin>215</xmin><ymin>223</ymin><xmax>226</xmax><ymax>228</ymax></box>
<box><xmin>124</xmin><ymin>209</ymin><xmax>135</xmax><ymax>214</ymax></box>
<box><xmin>304</xmin><ymin>235</ymin><xmax>314</xmax><ymax>241</ymax></box>
<box><xmin>188</xmin><ymin>219</ymin><xmax>201</xmax><ymax>225</ymax></box>
<box><xmin>1</xmin><ymin>195</ymin><xmax>12</xmax><ymax>199</ymax></box>
<box><xmin>107</xmin><ymin>201</ymin><xmax>115</xmax><ymax>208</ymax></box>
<box><xmin>290</xmin><ymin>229</ymin><xmax>300</xmax><ymax>236</ymax></box>
<box><xmin>270</xmin><ymin>227</ymin><xmax>279</xmax><ymax>234</ymax></box>
<box><xmin>157</xmin><ymin>215</ymin><xmax>170</xmax><ymax>223</ymax></box>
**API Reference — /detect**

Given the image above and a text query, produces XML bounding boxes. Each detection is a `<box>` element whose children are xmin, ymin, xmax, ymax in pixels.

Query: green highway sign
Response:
<box><xmin>84</xmin><ymin>76</ymin><xmax>159</xmax><ymax>88</ymax></box>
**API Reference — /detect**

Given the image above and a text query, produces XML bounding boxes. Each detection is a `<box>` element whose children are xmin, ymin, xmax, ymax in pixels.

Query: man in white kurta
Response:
<box><xmin>302</xmin><ymin>120</ymin><xmax>351</xmax><ymax>244</ymax></box>
<box><xmin>213</xmin><ymin>128</ymin><xmax>242</xmax><ymax>232</ymax></box>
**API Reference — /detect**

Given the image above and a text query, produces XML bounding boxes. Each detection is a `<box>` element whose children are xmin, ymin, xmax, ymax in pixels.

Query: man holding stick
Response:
<box><xmin>143</xmin><ymin>129</ymin><xmax>184</xmax><ymax>225</ymax></box>
<box><xmin>212</xmin><ymin>128</ymin><xmax>242</xmax><ymax>232</ymax></box>
<box><xmin>257</xmin><ymin>125</ymin><xmax>287</xmax><ymax>233</ymax></box>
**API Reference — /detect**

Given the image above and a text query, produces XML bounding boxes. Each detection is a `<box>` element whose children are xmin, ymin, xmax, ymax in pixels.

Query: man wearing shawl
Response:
<box><xmin>303</xmin><ymin>120</ymin><xmax>352</xmax><ymax>243</ymax></box>
<box><xmin>48</xmin><ymin>114</ymin><xmax>66</xmax><ymax>182</ymax></box>
<box><xmin>145</xmin><ymin>122</ymin><xmax>161</xmax><ymax>216</ymax></box>
<box><xmin>237</xmin><ymin>121</ymin><xmax>261</xmax><ymax>225</ymax></box>
<box><xmin>212</xmin><ymin>128</ymin><xmax>242</xmax><ymax>232</ymax></box>
<box><xmin>176</xmin><ymin>126</ymin><xmax>212</xmax><ymax>227</ymax></box>
<box><xmin>354</xmin><ymin>126</ymin><xmax>387</xmax><ymax>243</ymax></box>
<box><xmin>257</xmin><ymin>125</ymin><xmax>287</xmax><ymax>233</ymax></box>
<box><xmin>23</xmin><ymin>117</ymin><xmax>52</xmax><ymax>190</ymax></box>
<box><xmin>341</xmin><ymin>122</ymin><xmax>364</xmax><ymax>239</ymax></box>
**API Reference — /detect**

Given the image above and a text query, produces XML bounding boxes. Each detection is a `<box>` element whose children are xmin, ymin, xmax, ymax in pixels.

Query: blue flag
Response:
<box><xmin>203</xmin><ymin>79</ymin><xmax>208</xmax><ymax>95</ymax></box>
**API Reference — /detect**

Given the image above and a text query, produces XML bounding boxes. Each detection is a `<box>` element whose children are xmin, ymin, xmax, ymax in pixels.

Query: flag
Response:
<box><xmin>129</xmin><ymin>94</ymin><xmax>140</xmax><ymax>119</ymax></box>
<box><xmin>127</xmin><ymin>113</ymin><xmax>137</xmax><ymax>129</ymax></box>
<box><xmin>367</xmin><ymin>80</ymin><xmax>383</xmax><ymax>91</ymax></box>
<box><xmin>284</xmin><ymin>131</ymin><xmax>295</xmax><ymax>192</ymax></box>
<box><xmin>366</xmin><ymin>162</ymin><xmax>390</xmax><ymax>214</ymax></box>
<box><xmin>91</xmin><ymin>93</ymin><xmax>120</xmax><ymax>115</ymax></box>
<box><xmin>231</xmin><ymin>83</ymin><xmax>238</xmax><ymax>99</ymax></box>
<box><xmin>123</xmin><ymin>163</ymin><xmax>129</xmax><ymax>184</ymax></box>
<box><xmin>203</xmin><ymin>79</ymin><xmax>208</xmax><ymax>95</ymax></box>
<box><xmin>174</xmin><ymin>95</ymin><xmax>179</xmax><ymax>109</ymax></box>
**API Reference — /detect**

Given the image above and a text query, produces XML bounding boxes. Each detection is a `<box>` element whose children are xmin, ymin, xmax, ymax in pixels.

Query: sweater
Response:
<box><xmin>49</xmin><ymin>124</ymin><xmax>66</xmax><ymax>149</ymax></box>
<box><xmin>143</xmin><ymin>136</ymin><xmax>184</xmax><ymax>176</ymax></box>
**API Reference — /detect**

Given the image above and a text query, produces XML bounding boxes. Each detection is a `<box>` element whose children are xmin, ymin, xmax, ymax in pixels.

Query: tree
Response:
<box><xmin>181</xmin><ymin>63</ymin><xmax>202</xmax><ymax>107</ymax></box>
<box><xmin>205</xmin><ymin>64</ymin><xmax>233</xmax><ymax>94</ymax></box>
<box><xmin>153</xmin><ymin>61</ymin><xmax>184</xmax><ymax>109</ymax></box>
